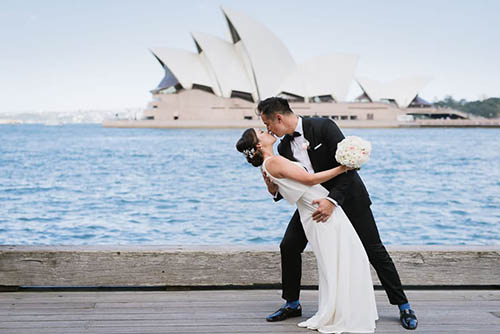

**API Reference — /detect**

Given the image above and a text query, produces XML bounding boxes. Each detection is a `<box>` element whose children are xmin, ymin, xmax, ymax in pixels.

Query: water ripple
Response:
<box><xmin>0</xmin><ymin>125</ymin><xmax>499</xmax><ymax>245</ymax></box>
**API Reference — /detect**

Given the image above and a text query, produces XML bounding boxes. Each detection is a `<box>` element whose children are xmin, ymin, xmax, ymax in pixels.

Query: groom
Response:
<box><xmin>257</xmin><ymin>97</ymin><xmax>418</xmax><ymax>330</ymax></box>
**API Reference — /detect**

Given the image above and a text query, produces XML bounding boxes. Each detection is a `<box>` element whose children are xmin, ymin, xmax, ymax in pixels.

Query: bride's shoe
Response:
<box><xmin>298</xmin><ymin>316</ymin><xmax>319</xmax><ymax>329</ymax></box>
<box><xmin>298</xmin><ymin>322</ymin><xmax>319</xmax><ymax>330</ymax></box>
<box><xmin>297</xmin><ymin>321</ymin><xmax>308</xmax><ymax>327</ymax></box>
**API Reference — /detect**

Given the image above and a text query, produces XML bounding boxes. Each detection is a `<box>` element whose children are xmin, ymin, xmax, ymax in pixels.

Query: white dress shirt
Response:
<box><xmin>281</xmin><ymin>117</ymin><xmax>338</xmax><ymax>207</ymax></box>
<box><xmin>290</xmin><ymin>117</ymin><xmax>314</xmax><ymax>173</ymax></box>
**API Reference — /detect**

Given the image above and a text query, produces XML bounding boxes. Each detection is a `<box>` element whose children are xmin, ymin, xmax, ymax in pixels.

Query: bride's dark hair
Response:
<box><xmin>236</xmin><ymin>128</ymin><xmax>264</xmax><ymax>167</ymax></box>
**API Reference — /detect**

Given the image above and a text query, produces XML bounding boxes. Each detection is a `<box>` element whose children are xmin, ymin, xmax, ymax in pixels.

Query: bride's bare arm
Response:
<box><xmin>265</xmin><ymin>156</ymin><xmax>349</xmax><ymax>186</ymax></box>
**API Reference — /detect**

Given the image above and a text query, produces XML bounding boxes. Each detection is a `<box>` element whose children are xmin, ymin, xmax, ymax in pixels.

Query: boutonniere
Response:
<box><xmin>302</xmin><ymin>139</ymin><xmax>310</xmax><ymax>151</ymax></box>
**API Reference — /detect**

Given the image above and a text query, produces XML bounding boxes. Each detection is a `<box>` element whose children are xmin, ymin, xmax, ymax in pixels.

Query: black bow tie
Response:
<box><xmin>291</xmin><ymin>131</ymin><xmax>301</xmax><ymax>139</ymax></box>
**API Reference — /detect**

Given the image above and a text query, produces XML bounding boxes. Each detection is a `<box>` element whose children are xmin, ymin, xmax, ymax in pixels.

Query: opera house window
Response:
<box><xmin>244</xmin><ymin>116</ymin><xmax>253</xmax><ymax>120</ymax></box>
<box><xmin>350</xmin><ymin>115</ymin><xmax>358</xmax><ymax>120</ymax></box>
<box><xmin>192</xmin><ymin>84</ymin><xmax>214</xmax><ymax>94</ymax></box>
<box><xmin>367</xmin><ymin>113</ymin><xmax>374</xmax><ymax>120</ymax></box>
<box><xmin>277</xmin><ymin>92</ymin><xmax>305</xmax><ymax>103</ymax></box>
<box><xmin>331</xmin><ymin>116</ymin><xmax>339</xmax><ymax>120</ymax></box>
<box><xmin>159</xmin><ymin>86</ymin><xmax>179</xmax><ymax>95</ymax></box>
<box><xmin>231</xmin><ymin>91</ymin><xmax>254</xmax><ymax>103</ymax></box>
<box><xmin>340</xmin><ymin>115</ymin><xmax>348</xmax><ymax>120</ymax></box>
<box><xmin>311</xmin><ymin>95</ymin><xmax>334</xmax><ymax>103</ymax></box>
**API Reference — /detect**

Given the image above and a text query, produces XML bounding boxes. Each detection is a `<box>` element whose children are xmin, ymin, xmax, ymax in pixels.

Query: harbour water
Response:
<box><xmin>0</xmin><ymin>124</ymin><xmax>499</xmax><ymax>245</ymax></box>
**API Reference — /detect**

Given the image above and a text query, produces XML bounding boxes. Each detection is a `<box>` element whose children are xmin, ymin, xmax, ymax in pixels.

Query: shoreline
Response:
<box><xmin>102</xmin><ymin>119</ymin><xmax>500</xmax><ymax>129</ymax></box>
<box><xmin>2</xmin><ymin>119</ymin><xmax>499</xmax><ymax>128</ymax></box>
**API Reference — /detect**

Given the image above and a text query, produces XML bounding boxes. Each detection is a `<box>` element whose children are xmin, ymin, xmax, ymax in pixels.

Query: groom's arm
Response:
<box><xmin>322</xmin><ymin>120</ymin><xmax>353</xmax><ymax>207</ymax></box>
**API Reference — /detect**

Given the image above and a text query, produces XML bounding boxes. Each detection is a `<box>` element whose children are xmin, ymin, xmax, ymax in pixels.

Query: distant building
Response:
<box><xmin>107</xmin><ymin>7</ymin><xmax>467</xmax><ymax>128</ymax></box>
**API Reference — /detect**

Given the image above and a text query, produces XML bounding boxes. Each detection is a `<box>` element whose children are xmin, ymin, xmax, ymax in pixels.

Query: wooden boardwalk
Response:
<box><xmin>1</xmin><ymin>289</ymin><xmax>499</xmax><ymax>333</ymax></box>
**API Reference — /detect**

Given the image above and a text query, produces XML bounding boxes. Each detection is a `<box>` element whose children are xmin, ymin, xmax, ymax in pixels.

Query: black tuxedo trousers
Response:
<box><xmin>280</xmin><ymin>204</ymin><xmax>408</xmax><ymax>305</ymax></box>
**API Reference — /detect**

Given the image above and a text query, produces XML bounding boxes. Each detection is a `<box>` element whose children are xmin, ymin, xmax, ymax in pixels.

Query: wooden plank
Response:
<box><xmin>0</xmin><ymin>290</ymin><xmax>499</xmax><ymax>333</ymax></box>
<box><xmin>0</xmin><ymin>311</ymin><xmax>497</xmax><ymax>326</ymax></box>
<box><xmin>1</xmin><ymin>245</ymin><xmax>499</xmax><ymax>287</ymax></box>
<box><xmin>0</xmin><ymin>328</ymin><xmax>498</xmax><ymax>334</ymax></box>
<box><xmin>1</xmin><ymin>290</ymin><xmax>498</xmax><ymax>303</ymax></box>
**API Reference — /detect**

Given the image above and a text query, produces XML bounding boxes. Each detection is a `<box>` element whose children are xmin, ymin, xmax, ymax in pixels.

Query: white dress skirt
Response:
<box><xmin>262</xmin><ymin>158</ymin><xmax>378</xmax><ymax>333</ymax></box>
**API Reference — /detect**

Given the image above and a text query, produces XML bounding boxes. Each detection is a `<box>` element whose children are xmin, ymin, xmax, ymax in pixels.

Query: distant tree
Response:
<box><xmin>433</xmin><ymin>96</ymin><xmax>500</xmax><ymax>118</ymax></box>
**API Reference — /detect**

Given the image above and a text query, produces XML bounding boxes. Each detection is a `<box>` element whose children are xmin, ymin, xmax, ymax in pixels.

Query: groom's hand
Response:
<box><xmin>262</xmin><ymin>170</ymin><xmax>279</xmax><ymax>196</ymax></box>
<box><xmin>312</xmin><ymin>199</ymin><xmax>335</xmax><ymax>223</ymax></box>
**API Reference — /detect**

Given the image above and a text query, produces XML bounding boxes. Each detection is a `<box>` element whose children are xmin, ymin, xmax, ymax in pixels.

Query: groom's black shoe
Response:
<box><xmin>400</xmin><ymin>309</ymin><xmax>418</xmax><ymax>330</ymax></box>
<box><xmin>266</xmin><ymin>304</ymin><xmax>302</xmax><ymax>322</ymax></box>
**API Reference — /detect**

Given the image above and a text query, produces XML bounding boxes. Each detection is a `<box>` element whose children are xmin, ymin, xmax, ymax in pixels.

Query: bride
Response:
<box><xmin>236</xmin><ymin>128</ymin><xmax>378</xmax><ymax>333</ymax></box>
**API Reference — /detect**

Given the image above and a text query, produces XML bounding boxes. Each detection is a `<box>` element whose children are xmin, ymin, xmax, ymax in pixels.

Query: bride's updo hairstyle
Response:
<box><xmin>236</xmin><ymin>128</ymin><xmax>264</xmax><ymax>167</ymax></box>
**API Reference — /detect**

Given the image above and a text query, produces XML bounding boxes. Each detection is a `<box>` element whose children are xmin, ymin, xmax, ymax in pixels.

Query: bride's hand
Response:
<box><xmin>262</xmin><ymin>170</ymin><xmax>278</xmax><ymax>195</ymax></box>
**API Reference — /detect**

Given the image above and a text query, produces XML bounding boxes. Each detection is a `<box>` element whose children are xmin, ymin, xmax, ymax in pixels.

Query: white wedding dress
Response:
<box><xmin>262</xmin><ymin>158</ymin><xmax>378</xmax><ymax>333</ymax></box>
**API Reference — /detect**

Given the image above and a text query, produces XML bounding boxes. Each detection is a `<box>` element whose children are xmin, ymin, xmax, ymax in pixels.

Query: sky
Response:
<box><xmin>1</xmin><ymin>0</ymin><xmax>499</xmax><ymax>112</ymax></box>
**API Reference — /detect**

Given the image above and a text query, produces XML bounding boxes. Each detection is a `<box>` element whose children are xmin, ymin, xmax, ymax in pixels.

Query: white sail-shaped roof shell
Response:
<box><xmin>390</xmin><ymin>77</ymin><xmax>432</xmax><ymax>108</ymax></box>
<box><xmin>221</xmin><ymin>6</ymin><xmax>296</xmax><ymax>100</ymax></box>
<box><xmin>279</xmin><ymin>54</ymin><xmax>359</xmax><ymax>102</ymax></box>
<box><xmin>150</xmin><ymin>48</ymin><xmax>217</xmax><ymax>92</ymax></box>
<box><xmin>148</xmin><ymin>7</ymin><xmax>435</xmax><ymax>108</ymax></box>
<box><xmin>356</xmin><ymin>77</ymin><xmax>386</xmax><ymax>103</ymax></box>
<box><xmin>357</xmin><ymin>76</ymin><xmax>431</xmax><ymax>108</ymax></box>
<box><xmin>190</xmin><ymin>32</ymin><xmax>255</xmax><ymax>99</ymax></box>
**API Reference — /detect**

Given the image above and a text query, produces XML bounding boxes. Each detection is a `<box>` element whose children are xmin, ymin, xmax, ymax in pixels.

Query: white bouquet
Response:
<box><xmin>335</xmin><ymin>136</ymin><xmax>371</xmax><ymax>169</ymax></box>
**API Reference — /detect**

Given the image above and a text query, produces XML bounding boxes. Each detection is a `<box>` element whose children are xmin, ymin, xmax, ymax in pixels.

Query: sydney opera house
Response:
<box><xmin>104</xmin><ymin>7</ymin><xmax>468</xmax><ymax>128</ymax></box>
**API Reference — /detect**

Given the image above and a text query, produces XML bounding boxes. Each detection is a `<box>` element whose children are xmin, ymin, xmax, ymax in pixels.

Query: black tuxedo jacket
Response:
<box><xmin>276</xmin><ymin>117</ymin><xmax>371</xmax><ymax>209</ymax></box>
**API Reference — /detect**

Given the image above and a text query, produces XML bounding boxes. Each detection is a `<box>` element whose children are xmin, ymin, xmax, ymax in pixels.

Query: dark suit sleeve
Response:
<box><xmin>273</xmin><ymin>190</ymin><xmax>283</xmax><ymax>202</ymax></box>
<box><xmin>322</xmin><ymin>120</ymin><xmax>352</xmax><ymax>206</ymax></box>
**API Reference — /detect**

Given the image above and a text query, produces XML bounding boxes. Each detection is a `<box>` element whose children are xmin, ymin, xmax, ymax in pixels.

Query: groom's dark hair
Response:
<box><xmin>257</xmin><ymin>97</ymin><xmax>293</xmax><ymax>120</ymax></box>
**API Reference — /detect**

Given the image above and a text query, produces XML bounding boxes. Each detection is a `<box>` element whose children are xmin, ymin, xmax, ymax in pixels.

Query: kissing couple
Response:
<box><xmin>236</xmin><ymin>97</ymin><xmax>418</xmax><ymax>332</ymax></box>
